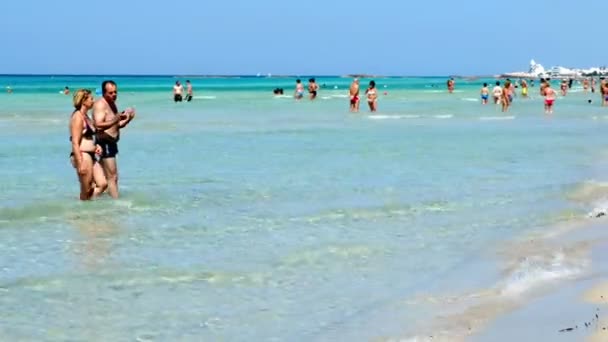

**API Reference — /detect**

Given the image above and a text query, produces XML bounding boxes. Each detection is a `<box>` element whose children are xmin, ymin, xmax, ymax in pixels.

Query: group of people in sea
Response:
<box><xmin>6</xmin><ymin>75</ymin><xmax>608</xmax><ymax>201</ymax></box>
<box><xmin>69</xmin><ymin>80</ymin><xmax>136</xmax><ymax>200</ymax></box>
<box><xmin>477</xmin><ymin>77</ymin><xmax>608</xmax><ymax>114</ymax></box>
<box><xmin>281</xmin><ymin>76</ymin><xmax>608</xmax><ymax>115</ymax></box>
<box><xmin>286</xmin><ymin>78</ymin><xmax>380</xmax><ymax>113</ymax></box>
<box><xmin>172</xmin><ymin>80</ymin><xmax>194</xmax><ymax>102</ymax></box>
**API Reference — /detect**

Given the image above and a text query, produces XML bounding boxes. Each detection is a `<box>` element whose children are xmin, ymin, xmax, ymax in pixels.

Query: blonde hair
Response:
<box><xmin>72</xmin><ymin>89</ymin><xmax>92</xmax><ymax>109</ymax></box>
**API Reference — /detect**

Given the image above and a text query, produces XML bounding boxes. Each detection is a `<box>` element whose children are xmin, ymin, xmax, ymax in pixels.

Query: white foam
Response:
<box><xmin>331</xmin><ymin>94</ymin><xmax>349</xmax><ymax>98</ymax></box>
<box><xmin>479</xmin><ymin>116</ymin><xmax>515</xmax><ymax>121</ymax></box>
<box><xmin>461</xmin><ymin>98</ymin><xmax>479</xmax><ymax>102</ymax></box>
<box><xmin>368</xmin><ymin>114</ymin><xmax>420</xmax><ymax>120</ymax></box>
<box><xmin>500</xmin><ymin>252</ymin><xmax>587</xmax><ymax>296</ymax></box>
<box><xmin>588</xmin><ymin>198</ymin><xmax>608</xmax><ymax>218</ymax></box>
<box><xmin>196</xmin><ymin>96</ymin><xmax>217</xmax><ymax>100</ymax></box>
<box><xmin>433</xmin><ymin>114</ymin><xmax>453</xmax><ymax>119</ymax></box>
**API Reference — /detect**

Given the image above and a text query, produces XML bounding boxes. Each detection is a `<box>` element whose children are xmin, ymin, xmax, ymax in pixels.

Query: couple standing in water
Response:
<box><xmin>349</xmin><ymin>78</ymin><xmax>378</xmax><ymax>113</ymax></box>
<box><xmin>69</xmin><ymin>80</ymin><xmax>135</xmax><ymax>200</ymax></box>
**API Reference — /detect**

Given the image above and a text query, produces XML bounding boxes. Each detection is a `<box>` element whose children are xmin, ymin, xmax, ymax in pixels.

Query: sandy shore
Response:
<box><xmin>389</xmin><ymin>217</ymin><xmax>608</xmax><ymax>342</ymax></box>
<box><xmin>583</xmin><ymin>282</ymin><xmax>608</xmax><ymax>342</ymax></box>
<box><xmin>468</xmin><ymin>219</ymin><xmax>608</xmax><ymax>342</ymax></box>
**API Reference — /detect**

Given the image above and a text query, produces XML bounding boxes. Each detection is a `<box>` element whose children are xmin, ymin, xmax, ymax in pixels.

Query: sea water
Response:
<box><xmin>1</xmin><ymin>75</ymin><xmax>608</xmax><ymax>341</ymax></box>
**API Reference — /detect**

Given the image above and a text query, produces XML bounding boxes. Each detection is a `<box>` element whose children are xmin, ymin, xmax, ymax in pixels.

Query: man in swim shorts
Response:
<box><xmin>93</xmin><ymin>80</ymin><xmax>135</xmax><ymax>199</ymax></box>
<box><xmin>173</xmin><ymin>81</ymin><xmax>184</xmax><ymax>102</ymax></box>
<box><xmin>308</xmin><ymin>78</ymin><xmax>319</xmax><ymax>100</ymax></box>
<box><xmin>480</xmin><ymin>83</ymin><xmax>489</xmax><ymax>104</ymax></box>
<box><xmin>349</xmin><ymin>78</ymin><xmax>360</xmax><ymax>112</ymax></box>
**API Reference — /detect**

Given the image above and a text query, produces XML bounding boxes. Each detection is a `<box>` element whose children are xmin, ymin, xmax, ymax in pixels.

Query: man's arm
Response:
<box><xmin>93</xmin><ymin>101</ymin><xmax>120</xmax><ymax>131</ymax></box>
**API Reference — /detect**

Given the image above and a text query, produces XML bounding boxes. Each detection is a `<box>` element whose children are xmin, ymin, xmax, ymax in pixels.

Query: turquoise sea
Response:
<box><xmin>1</xmin><ymin>75</ymin><xmax>608</xmax><ymax>341</ymax></box>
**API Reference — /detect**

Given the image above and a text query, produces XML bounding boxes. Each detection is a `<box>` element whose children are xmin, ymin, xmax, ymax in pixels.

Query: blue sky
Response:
<box><xmin>2</xmin><ymin>0</ymin><xmax>606</xmax><ymax>75</ymax></box>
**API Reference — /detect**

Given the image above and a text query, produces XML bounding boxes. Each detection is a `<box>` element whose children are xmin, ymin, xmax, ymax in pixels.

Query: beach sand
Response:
<box><xmin>583</xmin><ymin>282</ymin><xmax>608</xmax><ymax>342</ymax></box>
<box><xmin>469</xmin><ymin>220</ymin><xmax>608</xmax><ymax>342</ymax></box>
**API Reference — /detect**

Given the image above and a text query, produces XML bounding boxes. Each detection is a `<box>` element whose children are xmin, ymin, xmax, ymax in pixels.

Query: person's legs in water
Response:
<box><xmin>101</xmin><ymin>157</ymin><xmax>119</xmax><ymax>199</ymax></box>
<box><xmin>92</xmin><ymin>161</ymin><xmax>108</xmax><ymax>197</ymax></box>
<box><xmin>74</xmin><ymin>152</ymin><xmax>95</xmax><ymax>200</ymax></box>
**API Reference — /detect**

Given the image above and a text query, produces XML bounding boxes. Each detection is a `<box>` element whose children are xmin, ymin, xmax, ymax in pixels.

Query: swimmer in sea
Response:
<box><xmin>447</xmin><ymin>78</ymin><xmax>455</xmax><ymax>93</ymax></box>
<box><xmin>173</xmin><ymin>81</ymin><xmax>184</xmax><ymax>102</ymax></box>
<box><xmin>544</xmin><ymin>82</ymin><xmax>556</xmax><ymax>114</ymax></box>
<box><xmin>365</xmin><ymin>80</ymin><xmax>378</xmax><ymax>112</ymax></box>
<box><xmin>294</xmin><ymin>79</ymin><xmax>304</xmax><ymax>100</ymax></box>
<box><xmin>560</xmin><ymin>79</ymin><xmax>568</xmax><ymax>96</ymax></box>
<box><xmin>308</xmin><ymin>78</ymin><xmax>319</xmax><ymax>100</ymax></box>
<box><xmin>507</xmin><ymin>79</ymin><xmax>515</xmax><ymax>103</ymax></box>
<box><xmin>185</xmin><ymin>80</ymin><xmax>193</xmax><ymax>102</ymax></box>
<box><xmin>501</xmin><ymin>80</ymin><xmax>511</xmax><ymax>112</ymax></box>
<box><xmin>520</xmin><ymin>79</ymin><xmax>528</xmax><ymax>98</ymax></box>
<box><xmin>601</xmin><ymin>79</ymin><xmax>608</xmax><ymax>107</ymax></box>
<box><xmin>349</xmin><ymin>78</ymin><xmax>360</xmax><ymax>113</ymax></box>
<box><xmin>480</xmin><ymin>83</ymin><xmax>489</xmax><ymax>105</ymax></box>
<box><xmin>492</xmin><ymin>81</ymin><xmax>502</xmax><ymax>104</ymax></box>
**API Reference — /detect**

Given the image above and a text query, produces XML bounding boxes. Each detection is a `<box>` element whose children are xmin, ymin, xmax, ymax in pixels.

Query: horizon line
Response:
<box><xmin>0</xmin><ymin>73</ymin><xmax>499</xmax><ymax>78</ymax></box>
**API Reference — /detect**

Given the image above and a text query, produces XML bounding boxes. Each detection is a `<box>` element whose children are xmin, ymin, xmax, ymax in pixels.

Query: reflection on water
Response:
<box><xmin>68</xmin><ymin>213</ymin><xmax>120</xmax><ymax>270</ymax></box>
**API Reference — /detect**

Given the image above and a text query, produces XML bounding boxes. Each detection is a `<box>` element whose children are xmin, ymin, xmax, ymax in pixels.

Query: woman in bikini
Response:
<box><xmin>501</xmin><ymin>80</ymin><xmax>511</xmax><ymax>112</ymax></box>
<box><xmin>69</xmin><ymin>89</ymin><xmax>107</xmax><ymax>200</ymax></box>
<box><xmin>365</xmin><ymin>80</ymin><xmax>378</xmax><ymax>112</ymax></box>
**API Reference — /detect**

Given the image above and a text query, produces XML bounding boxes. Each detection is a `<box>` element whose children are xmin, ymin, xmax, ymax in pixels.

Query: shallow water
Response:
<box><xmin>1</xmin><ymin>76</ymin><xmax>608</xmax><ymax>340</ymax></box>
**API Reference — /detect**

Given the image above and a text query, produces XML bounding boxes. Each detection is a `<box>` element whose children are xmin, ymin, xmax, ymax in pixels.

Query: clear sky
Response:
<box><xmin>2</xmin><ymin>0</ymin><xmax>606</xmax><ymax>76</ymax></box>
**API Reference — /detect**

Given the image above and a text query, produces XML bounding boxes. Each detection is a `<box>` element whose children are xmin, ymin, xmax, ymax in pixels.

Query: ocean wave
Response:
<box><xmin>290</xmin><ymin>202</ymin><xmax>455</xmax><ymax>224</ymax></box>
<box><xmin>499</xmin><ymin>249</ymin><xmax>588</xmax><ymax>296</ymax></box>
<box><xmin>566</xmin><ymin>180</ymin><xmax>608</xmax><ymax>204</ymax></box>
<box><xmin>0</xmin><ymin>268</ymin><xmax>273</xmax><ymax>291</ymax></box>
<box><xmin>279</xmin><ymin>244</ymin><xmax>382</xmax><ymax>269</ymax></box>
<box><xmin>587</xmin><ymin>201</ymin><xmax>608</xmax><ymax>218</ymax></box>
<box><xmin>394</xmin><ymin>241</ymin><xmax>591</xmax><ymax>342</ymax></box>
<box><xmin>0</xmin><ymin>194</ymin><xmax>165</xmax><ymax>225</ymax></box>
<box><xmin>479</xmin><ymin>116</ymin><xmax>515</xmax><ymax>121</ymax></box>
<box><xmin>368</xmin><ymin>114</ymin><xmax>420</xmax><ymax>120</ymax></box>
